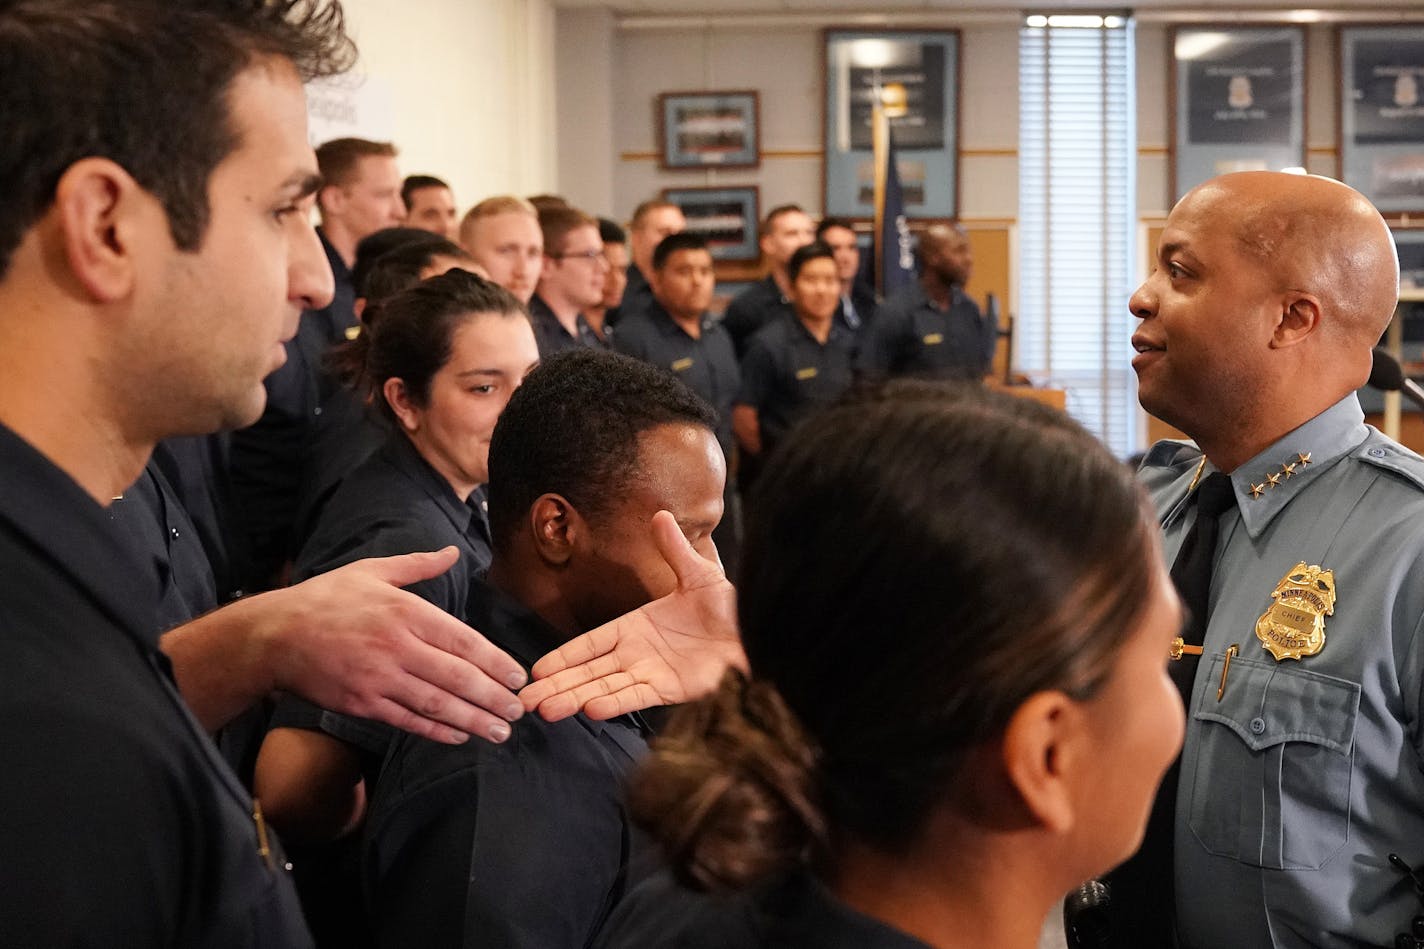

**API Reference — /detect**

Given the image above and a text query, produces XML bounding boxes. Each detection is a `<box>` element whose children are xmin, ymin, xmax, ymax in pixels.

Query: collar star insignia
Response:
<box><xmin>1249</xmin><ymin>482</ymin><xmax>1265</xmax><ymax>499</ymax></box>
<box><xmin>1281</xmin><ymin>462</ymin><xmax>1297</xmax><ymax>478</ymax></box>
<box><xmin>1266</xmin><ymin>472</ymin><xmax>1282</xmax><ymax>488</ymax></box>
<box><xmin>1297</xmin><ymin>452</ymin><xmax>1312</xmax><ymax>466</ymax></box>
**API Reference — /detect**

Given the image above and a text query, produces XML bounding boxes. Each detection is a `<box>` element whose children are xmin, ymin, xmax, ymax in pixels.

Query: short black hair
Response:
<box><xmin>815</xmin><ymin>217</ymin><xmax>857</xmax><ymax>241</ymax></box>
<box><xmin>0</xmin><ymin>0</ymin><xmax>355</xmax><ymax>279</ymax></box>
<box><xmin>599</xmin><ymin>217</ymin><xmax>627</xmax><ymax>246</ymax></box>
<box><xmin>401</xmin><ymin>174</ymin><xmax>450</xmax><ymax>210</ymax></box>
<box><xmin>351</xmin><ymin>227</ymin><xmax>449</xmax><ymax>299</ymax></box>
<box><xmin>787</xmin><ymin>241</ymin><xmax>835</xmax><ymax>283</ymax></box>
<box><xmin>487</xmin><ymin>349</ymin><xmax>718</xmax><ymax>553</ymax></box>
<box><xmin>653</xmin><ymin>232</ymin><xmax>710</xmax><ymax>271</ymax></box>
<box><xmin>358</xmin><ymin>237</ymin><xmax>471</xmax><ymax>305</ymax></box>
<box><xmin>759</xmin><ymin>204</ymin><xmax>805</xmax><ymax>238</ymax></box>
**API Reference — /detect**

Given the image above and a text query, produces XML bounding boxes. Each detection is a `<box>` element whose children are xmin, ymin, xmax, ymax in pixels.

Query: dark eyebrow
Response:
<box><xmin>455</xmin><ymin>368</ymin><xmax>506</xmax><ymax>379</ymax></box>
<box><xmin>283</xmin><ymin>172</ymin><xmax>323</xmax><ymax>200</ymax></box>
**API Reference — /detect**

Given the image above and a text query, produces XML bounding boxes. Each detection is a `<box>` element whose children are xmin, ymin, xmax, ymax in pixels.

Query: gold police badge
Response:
<box><xmin>1254</xmin><ymin>562</ymin><xmax>1335</xmax><ymax>661</ymax></box>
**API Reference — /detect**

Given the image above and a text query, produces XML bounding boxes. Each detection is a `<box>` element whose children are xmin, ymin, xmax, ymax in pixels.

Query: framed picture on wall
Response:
<box><xmin>1341</xmin><ymin>27</ymin><xmax>1424</xmax><ymax>214</ymax></box>
<box><xmin>657</xmin><ymin>91</ymin><xmax>760</xmax><ymax>170</ymax></box>
<box><xmin>661</xmin><ymin>186</ymin><xmax>761</xmax><ymax>261</ymax></box>
<box><xmin>1170</xmin><ymin>25</ymin><xmax>1306</xmax><ymax>201</ymax></box>
<box><xmin>823</xmin><ymin>28</ymin><xmax>960</xmax><ymax>220</ymax></box>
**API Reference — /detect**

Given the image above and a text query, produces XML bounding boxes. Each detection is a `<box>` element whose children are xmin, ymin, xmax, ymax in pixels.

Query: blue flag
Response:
<box><xmin>876</xmin><ymin>127</ymin><xmax>916</xmax><ymax>299</ymax></box>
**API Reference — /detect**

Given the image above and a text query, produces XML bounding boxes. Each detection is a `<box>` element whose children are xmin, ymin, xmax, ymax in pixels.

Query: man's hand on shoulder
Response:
<box><xmin>164</xmin><ymin>548</ymin><xmax>527</xmax><ymax>745</ymax></box>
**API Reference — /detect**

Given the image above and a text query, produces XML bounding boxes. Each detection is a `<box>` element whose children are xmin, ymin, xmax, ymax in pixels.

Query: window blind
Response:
<box><xmin>1018</xmin><ymin>15</ymin><xmax>1138</xmax><ymax>456</ymax></box>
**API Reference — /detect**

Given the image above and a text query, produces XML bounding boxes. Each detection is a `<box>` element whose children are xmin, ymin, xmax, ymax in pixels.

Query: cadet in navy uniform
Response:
<box><xmin>529</xmin><ymin>205</ymin><xmax>612</xmax><ymax>355</ymax></box>
<box><xmin>229</xmin><ymin>137</ymin><xmax>405</xmax><ymax>591</ymax></box>
<box><xmin>614</xmin><ymin>233</ymin><xmax>741</xmax><ymax>573</ymax></box>
<box><xmin>257</xmin><ymin>270</ymin><xmax>538</xmax><ymax>836</ymax></box>
<box><xmin>721</xmin><ymin>204</ymin><xmax>816</xmax><ymax>356</ymax></box>
<box><xmin>1119</xmin><ymin>171</ymin><xmax>1424</xmax><ymax>948</ymax></box>
<box><xmin>0</xmin><ymin>5</ymin><xmax>553</xmax><ymax>944</ymax></box>
<box><xmin>734</xmin><ymin>242</ymin><xmax>857</xmax><ymax>465</ymax></box>
<box><xmin>296</xmin><ymin>232</ymin><xmax>476</xmax><ymax>547</ymax></box>
<box><xmin>364</xmin><ymin>350</ymin><xmax>727</xmax><ymax>949</ymax></box>
<box><xmin>856</xmin><ymin>223</ymin><xmax>995</xmax><ymax>382</ymax></box>
<box><xmin>817</xmin><ymin>216</ymin><xmax>878</xmax><ymax>332</ymax></box>
<box><xmin>611</xmin><ymin>198</ymin><xmax>685</xmax><ymax>327</ymax></box>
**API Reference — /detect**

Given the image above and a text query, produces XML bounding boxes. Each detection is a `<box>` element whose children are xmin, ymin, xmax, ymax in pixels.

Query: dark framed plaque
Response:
<box><xmin>1341</xmin><ymin>27</ymin><xmax>1424</xmax><ymax>214</ymax></box>
<box><xmin>660</xmin><ymin>186</ymin><xmax>761</xmax><ymax>261</ymax></box>
<box><xmin>1171</xmin><ymin>26</ymin><xmax>1305</xmax><ymax>201</ymax></box>
<box><xmin>657</xmin><ymin>91</ymin><xmax>760</xmax><ymax>171</ymax></box>
<box><xmin>823</xmin><ymin>29</ymin><xmax>959</xmax><ymax>219</ymax></box>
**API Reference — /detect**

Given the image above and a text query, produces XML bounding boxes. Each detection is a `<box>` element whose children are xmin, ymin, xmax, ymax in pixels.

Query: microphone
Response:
<box><xmin>1063</xmin><ymin>879</ymin><xmax>1113</xmax><ymax>949</ymax></box>
<box><xmin>1370</xmin><ymin>348</ymin><xmax>1424</xmax><ymax>412</ymax></box>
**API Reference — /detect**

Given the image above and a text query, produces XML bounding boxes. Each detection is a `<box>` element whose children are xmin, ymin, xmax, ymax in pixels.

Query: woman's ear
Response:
<box><xmin>382</xmin><ymin>377</ymin><xmax>419</xmax><ymax>432</ymax></box>
<box><xmin>528</xmin><ymin>494</ymin><xmax>579</xmax><ymax>567</ymax></box>
<box><xmin>1000</xmin><ymin>691</ymin><xmax>1088</xmax><ymax>835</ymax></box>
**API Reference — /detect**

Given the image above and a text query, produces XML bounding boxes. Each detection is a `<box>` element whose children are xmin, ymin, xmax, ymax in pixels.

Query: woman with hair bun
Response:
<box><xmin>597</xmin><ymin>383</ymin><xmax>1186</xmax><ymax>949</ymax></box>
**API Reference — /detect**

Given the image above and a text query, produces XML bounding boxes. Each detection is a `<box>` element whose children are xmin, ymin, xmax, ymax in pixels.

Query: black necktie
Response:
<box><xmin>1093</xmin><ymin>471</ymin><xmax>1235</xmax><ymax>949</ymax></box>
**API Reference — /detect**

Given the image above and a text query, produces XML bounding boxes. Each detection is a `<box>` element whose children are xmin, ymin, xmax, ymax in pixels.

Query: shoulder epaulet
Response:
<box><xmin>1139</xmin><ymin>438</ymin><xmax>1201</xmax><ymax>473</ymax></box>
<box><xmin>1353</xmin><ymin>432</ymin><xmax>1424</xmax><ymax>493</ymax></box>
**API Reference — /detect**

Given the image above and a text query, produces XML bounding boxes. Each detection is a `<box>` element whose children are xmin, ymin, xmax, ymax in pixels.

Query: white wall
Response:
<box><xmin>596</xmin><ymin>18</ymin><xmax>1023</xmax><ymax>223</ymax></box>
<box><xmin>560</xmin><ymin>13</ymin><xmax>1361</xmax><ymax>225</ymax></box>
<box><xmin>330</xmin><ymin>0</ymin><xmax>559</xmax><ymax>214</ymax></box>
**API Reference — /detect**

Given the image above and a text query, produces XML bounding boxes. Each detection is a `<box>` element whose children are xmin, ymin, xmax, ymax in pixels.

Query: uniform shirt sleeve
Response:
<box><xmin>296</xmin><ymin>514</ymin><xmax>461</xmax><ymax>616</ymax></box>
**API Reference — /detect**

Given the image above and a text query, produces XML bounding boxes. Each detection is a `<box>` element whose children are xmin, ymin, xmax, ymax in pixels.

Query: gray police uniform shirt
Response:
<box><xmin>1139</xmin><ymin>394</ymin><xmax>1424</xmax><ymax>949</ymax></box>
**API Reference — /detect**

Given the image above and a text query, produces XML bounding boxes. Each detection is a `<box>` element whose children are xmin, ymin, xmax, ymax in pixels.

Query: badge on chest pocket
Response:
<box><xmin>1255</xmin><ymin>562</ymin><xmax>1335</xmax><ymax>661</ymax></box>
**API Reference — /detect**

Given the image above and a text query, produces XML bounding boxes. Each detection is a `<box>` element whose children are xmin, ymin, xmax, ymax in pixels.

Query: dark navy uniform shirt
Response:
<box><xmin>836</xmin><ymin>280</ymin><xmax>879</xmax><ymax>333</ymax></box>
<box><xmin>0</xmin><ymin>423</ymin><xmax>309</xmax><ymax>947</ymax></box>
<box><xmin>110</xmin><ymin>459</ymin><xmax>219</xmax><ymax>635</ymax></box>
<box><xmin>856</xmin><ymin>283</ymin><xmax>995</xmax><ymax>382</ymax></box>
<box><xmin>613</xmin><ymin>301</ymin><xmax>741</xmax><ymax>459</ymax></box>
<box><xmin>530</xmin><ymin>293</ymin><xmax>610</xmax><ymax>357</ymax></box>
<box><xmin>229</xmin><ymin>229</ymin><xmax>357</xmax><ymax>589</ymax></box>
<box><xmin>608</xmin><ymin>262</ymin><xmax>653</xmax><ymax>328</ymax></box>
<box><xmin>363</xmin><ymin>579</ymin><xmax>649</xmax><ymax>949</ymax></box>
<box><xmin>737</xmin><ymin>317</ymin><xmax>856</xmax><ymax>456</ymax></box>
<box><xmin>721</xmin><ymin>275</ymin><xmax>793</xmax><ymax>359</ymax></box>
<box><xmin>281</xmin><ymin>431</ymin><xmax>494</xmax><ymax>764</ymax></box>
<box><xmin>595</xmin><ymin>870</ymin><xmax>932</xmax><ymax>949</ymax></box>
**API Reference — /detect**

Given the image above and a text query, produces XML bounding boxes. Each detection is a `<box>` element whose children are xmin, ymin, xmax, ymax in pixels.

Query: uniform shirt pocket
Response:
<box><xmin>1186</xmin><ymin>654</ymin><xmax>1360</xmax><ymax>870</ymax></box>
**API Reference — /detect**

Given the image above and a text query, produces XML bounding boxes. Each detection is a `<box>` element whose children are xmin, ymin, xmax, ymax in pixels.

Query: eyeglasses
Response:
<box><xmin>548</xmin><ymin>247</ymin><xmax>607</xmax><ymax>264</ymax></box>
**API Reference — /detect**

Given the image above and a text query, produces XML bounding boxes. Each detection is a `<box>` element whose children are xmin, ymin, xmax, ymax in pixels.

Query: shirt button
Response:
<box><xmin>1249</xmin><ymin>717</ymin><xmax>1266</xmax><ymax>735</ymax></box>
<box><xmin>1368</xmin><ymin>447</ymin><xmax>1386</xmax><ymax>458</ymax></box>
<box><xmin>169</xmin><ymin>526</ymin><xmax>180</xmax><ymax>540</ymax></box>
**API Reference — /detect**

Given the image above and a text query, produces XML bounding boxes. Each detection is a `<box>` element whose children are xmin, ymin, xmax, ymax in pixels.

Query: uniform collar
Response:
<box><xmin>1216</xmin><ymin>395</ymin><xmax>1369</xmax><ymax>540</ymax></box>
<box><xmin>789</xmin><ymin>314</ymin><xmax>845</xmax><ymax>346</ymax></box>
<box><xmin>648</xmin><ymin>300</ymin><xmax>713</xmax><ymax>338</ymax></box>
<box><xmin>381</xmin><ymin>432</ymin><xmax>476</xmax><ymax>538</ymax></box>
<box><xmin>0</xmin><ymin>423</ymin><xmax>163</xmax><ymax>649</ymax></box>
<box><xmin>465</xmin><ymin>578</ymin><xmax>648</xmax><ymax>738</ymax></box>
<box><xmin>906</xmin><ymin>280</ymin><xmax>967</xmax><ymax>312</ymax></box>
<box><xmin>530</xmin><ymin>293</ymin><xmax>591</xmax><ymax>341</ymax></box>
